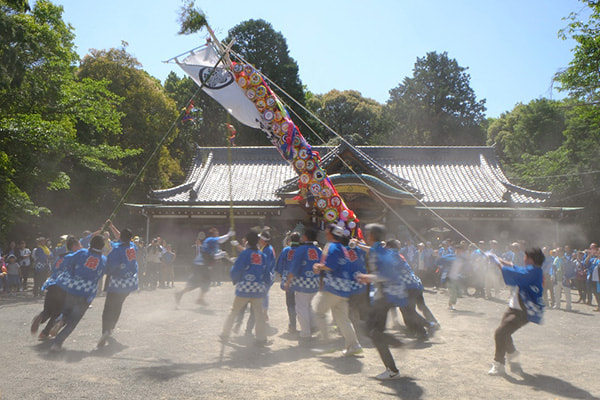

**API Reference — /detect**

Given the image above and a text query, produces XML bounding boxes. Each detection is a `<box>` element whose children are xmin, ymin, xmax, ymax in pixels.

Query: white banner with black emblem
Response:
<box><xmin>176</xmin><ymin>45</ymin><xmax>262</xmax><ymax>129</ymax></box>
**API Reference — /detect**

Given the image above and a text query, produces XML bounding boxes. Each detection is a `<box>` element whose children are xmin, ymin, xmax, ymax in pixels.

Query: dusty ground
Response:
<box><xmin>1</xmin><ymin>282</ymin><xmax>599</xmax><ymax>400</ymax></box>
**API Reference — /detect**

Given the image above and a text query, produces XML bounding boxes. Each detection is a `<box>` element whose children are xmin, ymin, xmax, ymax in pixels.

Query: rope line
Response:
<box><xmin>508</xmin><ymin>170</ymin><xmax>600</xmax><ymax>181</ymax></box>
<box><xmin>227</xmin><ymin>49</ymin><xmax>479</xmax><ymax>247</ymax></box>
<box><xmin>104</xmin><ymin>44</ymin><xmax>232</xmax><ymax>230</ymax></box>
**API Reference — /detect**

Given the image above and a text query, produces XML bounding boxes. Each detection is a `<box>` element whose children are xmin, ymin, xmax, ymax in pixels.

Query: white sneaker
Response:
<box><xmin>488</xmin><ymin>361</ymin><xmax>505</xmax><ymax>376</ymax></box>
<box><xmin>342</xmin><ymin>344</ymin><xmax>364</xmax><ymax>357</ymax></box>
<box><xmin>97</xmin><ymin>330</ymin><xmax>111</xmax><ymax>348</ymax></box>
<box><xmin>375</xmin><ymin>369</ymin><xmax>401</xmax><ymax>380</ymax></box>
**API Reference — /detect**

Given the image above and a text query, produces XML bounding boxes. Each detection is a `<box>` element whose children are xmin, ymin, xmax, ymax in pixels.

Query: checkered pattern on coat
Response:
<box><xmin>108</xmin><ymin>275</ymin><xmax>139</xmax><ymax>292</ymax></box>
<box><xmin>236</xmin><ymin>281</ymin><xmax>266</xmax><ymax>295</ymax></box>
<box><xmin>57</xmin><ymin>274</ymin><xmax>98</xmax><ymax>296</ymax></box>
<box><xmin>349</xmin><ymin>279</ymin><xmax>366</xmax><ymax>293</ymax></box>
<box><xmin>292</xmin><ymin>275</ymin><xmax>319</xmax><ymax>292</ymax></box>
<box><xmin>324</xmin><ymin>276</ymin><xmax>352</xmax><ymax>293</ymax></box>
<box><xmin>383</xmin><ymin>282</ymin><xmax>408</xmax><ymax>301</ymax></box>
<box><xmin>524</xmin><ymin>297</ymin><xmax>544</xmax><ymax>324</ymax></box>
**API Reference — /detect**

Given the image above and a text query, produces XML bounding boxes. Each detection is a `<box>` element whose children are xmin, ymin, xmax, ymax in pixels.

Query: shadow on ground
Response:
<box><xmin>33</xmin><ymin>338</ymin><xmax>129</xmax><ymax>363</ymax></box>
<box><xmin>376</xmin><ymin>376</ymin><xmax>424</xmax><ymax>400</ymax></box>
<box><xmin>506</xmin><ymin>372</ymin><xmax>600</xmax><ymax>400</ymax></box>
<box><xmin>132</xmin><ymin>339</ymin><xmax>329</xmax><ymax>382</ymax></box>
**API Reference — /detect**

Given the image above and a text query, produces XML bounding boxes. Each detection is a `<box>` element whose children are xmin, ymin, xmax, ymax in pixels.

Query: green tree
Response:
<box><xmin>0</xmin><ymin>0</ymin><xmax>133</xmax><ymax>241</ymax></box>
<box><xmin>77</xmin><ymin>45</ymin><xmax>182</xmax><ymax>193</ymax></box>
<box><xmin>307</xmin><ymin>89</ymin><xmax>383</xmax><ymax>144</ymax></box>
<box><xmin>514</xmin><ymin>0</ymin><xmax>600</xmax><ymax>238</ymax></box>
<box><xmin>222</xmin><ymin>19</ymin><xmax>309</xmax><ymax>146</ymax></box>
<box><xmin>177</xmin><ymin>4</ymin><xmax>312</xmax><ymax>147</ymax></box>
<box><xmin>487</xmin><ymin>99</ymin><xmax>566</xmax><ymax>166</ymax></box>
<box><xmin>555</xmin><ymin>1</ymin><xmax>600</xmax><ymax>104</ymax></box>
<box><xmin>383</xmin><ymin>51</ymin><xmax>486</xmax><ymax>146</ymax></box>
<box><xmin>225</xmin><ymin>19</ymin><xmax>305</xmax><ymax>107</ymax></box>
<box><xmin>164</xmin><ymin>72</ymin><xmax>231</xmax><ymax>152</ymax></box>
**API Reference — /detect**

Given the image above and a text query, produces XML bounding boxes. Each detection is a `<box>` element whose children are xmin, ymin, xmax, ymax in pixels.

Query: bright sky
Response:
<box><xmin>54</xmin><ymin>0</ymin><xmax>588</xmax><ymax>118</ymax></box>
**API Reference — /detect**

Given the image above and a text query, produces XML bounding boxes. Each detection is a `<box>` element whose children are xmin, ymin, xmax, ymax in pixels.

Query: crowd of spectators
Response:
<box><xmin>3</xmin><ymin>230</ymin><xmax>599</xmax><ymax>314</ymax></box>
<box><xmin>0</xmin><ymin>231</ymin><xmax>179</xmax><ymax>296</ymax></box>
<box><xmin>402</xmin><ymin>238</ymin><xmax>600</xmax><ymax>311</ymax></box>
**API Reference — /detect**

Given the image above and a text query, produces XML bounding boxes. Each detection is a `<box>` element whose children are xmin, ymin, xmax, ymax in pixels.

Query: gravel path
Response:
<box><xmin>1</xmin><ymin>283</ymin><xmax>598</xmax><ymax>400</ymax></box>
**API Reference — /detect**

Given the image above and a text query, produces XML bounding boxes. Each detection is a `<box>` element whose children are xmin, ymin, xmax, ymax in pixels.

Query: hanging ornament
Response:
<box><xmin>250</xmin><ymin>73</ymin><xmax>261</xmax><ymax>85</ymax></box>
<box><xmin>310</xmin><ymin>183</ymin><xmax>322</xmax><ymax>195</ymax></box>
<box><xmin>294</xmin><ymin>159</ymin><xmax>306</xmax><ymax>170</ymax></box>
<box><xmin>324</xmin><ymin>209</ymin><xmax>338</xmax><ymax>222</ymax></box>
<box><xmin>299</xmin><ymin>173</ymin><xmax>310</xmax><ymax>185</ymax></box>
<box><xmin>330</xmin><ymin>196</ymin><xmax>341</xmax><ymax>208</ymax></box>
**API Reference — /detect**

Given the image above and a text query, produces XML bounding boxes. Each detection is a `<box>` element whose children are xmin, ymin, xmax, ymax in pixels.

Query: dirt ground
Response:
<box><xmin>1</xmin><ymin>281</ymin><xmax>599</xmax><ymax>400</ymax></box>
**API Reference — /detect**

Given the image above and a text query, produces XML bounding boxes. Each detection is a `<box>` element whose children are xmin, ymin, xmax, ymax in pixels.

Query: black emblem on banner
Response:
<box><xmin>199</xmin><ymin>66</ymin><xmax>234</xmax><ymax>89</ymax></box>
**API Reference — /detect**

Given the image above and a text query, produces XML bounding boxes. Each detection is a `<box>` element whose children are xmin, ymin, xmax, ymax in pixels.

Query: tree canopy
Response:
<box><xmin>3</xmin><ymin>0</ymin><xmax>600</xmax><ymax>243</ymax></box>
<box><xmin>307</xmin><ymin>89</ymin><xmax>384</xmax><ymax>145</ymax></box>
<box><xmin>77</xmin><ymin>45</ymin><xmax>182</xmax><ymax>191</ymax></box>
<box><xmin>0</xmin><ymin>0</ymin><xmax>135</xmax><ymax>241</ymax></box>
<box><xmin>487</xmin><ymin>99</ymin><xmax>566</xmax><ymax>166</ymax></box>
<box><xmin>383</xmin><ymin>51</ymin><xmax>486</xmax><ymax>146</ymax></box>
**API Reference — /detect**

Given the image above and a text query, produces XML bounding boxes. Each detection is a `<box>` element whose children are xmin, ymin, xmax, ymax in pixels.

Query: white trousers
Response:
<box><xmin>295</xmin><ymin>291</ymin><xmax>317</xmax><ymax>338</ymax></box>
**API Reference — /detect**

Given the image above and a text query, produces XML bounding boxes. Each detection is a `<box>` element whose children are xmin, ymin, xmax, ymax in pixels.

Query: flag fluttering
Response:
<box><xmin>176</xmin><ymin>43</ymin><xmax>359</xmax><ymax>235</ymax></box>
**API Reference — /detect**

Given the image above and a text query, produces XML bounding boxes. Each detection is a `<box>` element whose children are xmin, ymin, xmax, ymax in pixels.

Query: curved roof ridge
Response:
<box><xmin>191</xmin><ymin>151</ymin><xmax>214</xmax><ymax>194</ymax></box>
<box><xmin>478</xmin><ymin>154</ymin><xmax>550</xmax><ymax>200</ymax></box>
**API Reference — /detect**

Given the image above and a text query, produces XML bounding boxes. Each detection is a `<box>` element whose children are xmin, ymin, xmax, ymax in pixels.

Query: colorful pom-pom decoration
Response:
<box><xmin>250</xmin><ymin>73</ymin><xmax>262</xmax><ymax>85</ymax></box>
<box><xmin>298</xmin><ymin>148</ymin><xmax>309</xmax><ymax>160</ymax></box>
<box><xmin>263</xmin><ymin>109</ymin><xmax>274</xmax><ymax>121</ymax></box>
<box><xmin>313</xmin><ymin>169</ymin><xmax>325</xmax><ymax>181</ymax></box>
<box><xmin>310</xmin><ymin>183</ymin><xmax>322</xmax><ymax>195</ymax></box>
<box><xmin>255</xmin><ymin>99</ymin><xmax>266</xmax><ymax>111</ymax></box>
<box><xmin>299</xmin><ymin>173</ymin><xmax>310</xmax><ymax>185</ymax></box>
<box><xmin>340</xmin><ymin>209</ymin><xmax>350</xmax><ymax>220</ymax></box>
<box><xmin>330</xmin><ymin>196</ymin><xmax>341</xmax><ymax>208</ymax></box>
<box><xmin>320</xmin><ymin>187</ymin><xmax>332</xmax><ymax>198</ymax></box>
<box><xmin>324</xmin><ymin>209</ymin><xmax>338</xmax><ymax>222</ymax></box>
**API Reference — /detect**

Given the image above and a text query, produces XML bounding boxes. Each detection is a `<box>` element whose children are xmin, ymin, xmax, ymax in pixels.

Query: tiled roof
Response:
<box><xmin>277</xmin><ymin>141</ymin><xmax>422</xmax><ymax>197</ymax></box>
<box><xmin>151</xmin><ymin>145</ymin><xmax>550</xmax><ymax>206</ymax></box>
<box><xmin>152</xmin><ymin>146</ymin><xmax>296</xmax><ymax>204</ymax></box>
<box><xmin>365</xmin><ymin>146</ymin><xmax>550</xmax><ymax>204</ymax></box>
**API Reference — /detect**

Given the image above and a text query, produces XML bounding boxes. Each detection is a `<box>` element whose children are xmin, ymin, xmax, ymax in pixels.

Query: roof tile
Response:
<box><xmin>151</xmin><ymin>145</ymin><xmax>550</xmax><ymax>206</ymax></box>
